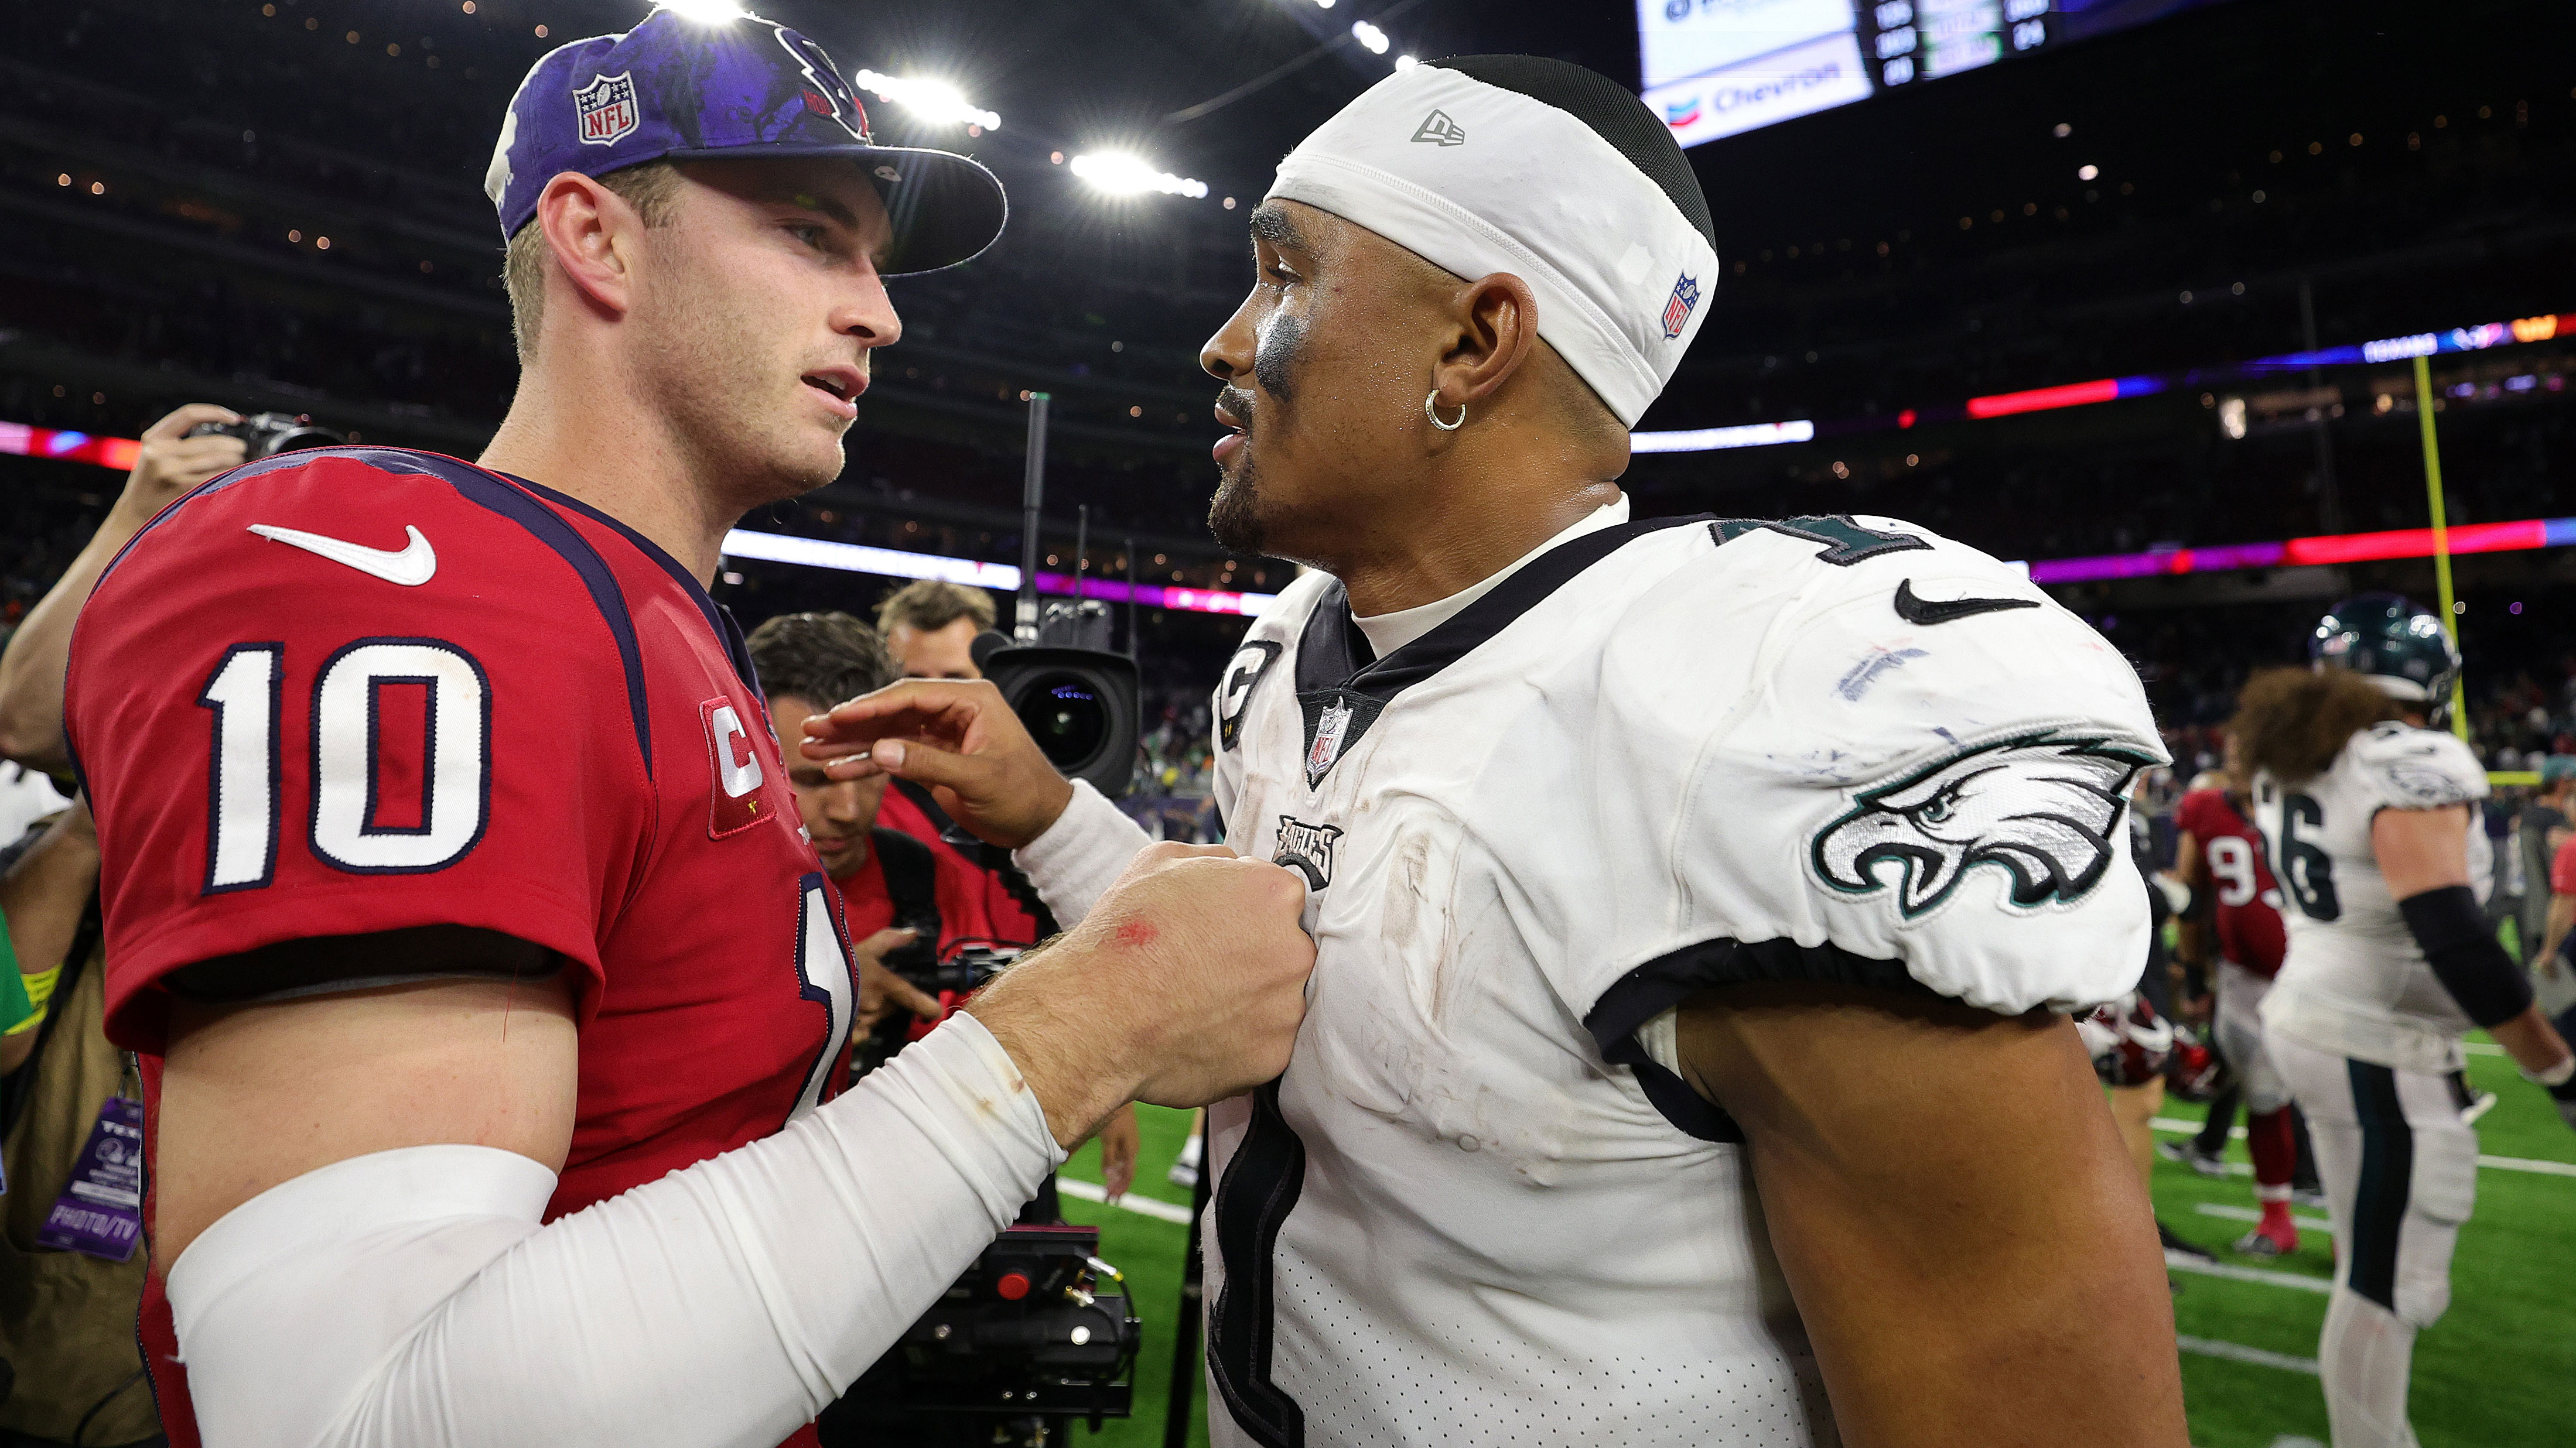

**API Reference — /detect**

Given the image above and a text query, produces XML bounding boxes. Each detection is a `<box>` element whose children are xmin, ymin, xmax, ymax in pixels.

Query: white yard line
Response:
<box><xmin>2175</xmin><ymin>1334</ymin><xmax>2322</xmax><ymax>1375</ymax></box>
<box><xmin>2193</xmin><ymin>1203</ymin><xmax>2334</xmax><ymax>1233</ymax></box>
<box><xmin>2165</xmin><ymin>1250</ymin><xmax>2332</xmax><ymax>1293</ymax></box>
<box><xmin>2151</xmin><ymin>1118</ymin><xmax>2576</xmax><ymax>1178</ymax></box>
<box><xmin>1058</xmin><ymin>1176</ymin><xmax>1195</xmax><ymax>1225</ymax></box>
<box><xmin>2463</xmin><ymin>1041</ymin><xmax>2504</xmax><ymax>1056</ymax></box>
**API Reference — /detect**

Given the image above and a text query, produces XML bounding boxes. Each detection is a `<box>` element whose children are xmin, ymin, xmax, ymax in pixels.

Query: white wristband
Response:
<box><xmin>2522</xmin><ymin>1053</ymin><xmax>2576</xmax><ymax>1088</ymax></box>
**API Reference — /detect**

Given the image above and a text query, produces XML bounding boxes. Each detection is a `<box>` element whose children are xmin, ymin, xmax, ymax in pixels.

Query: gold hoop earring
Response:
<box><xmin>1424</xmin><ymin>390</ymin><xmax>1467</xmax><ymax>431</ymax></box>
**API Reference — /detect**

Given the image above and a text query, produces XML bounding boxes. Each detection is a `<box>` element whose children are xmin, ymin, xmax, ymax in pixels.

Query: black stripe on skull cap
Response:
<box><xmin>1427</xmin><ymin>54</ymin><xmax>1715</xmax><ymax>251</ymax></box>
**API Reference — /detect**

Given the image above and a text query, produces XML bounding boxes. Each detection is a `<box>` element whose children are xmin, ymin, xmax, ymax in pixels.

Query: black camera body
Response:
<box><xmin>184</xmin><ymin>412</ymin><xmax>347</xmax><ymax>460</ymax></box>
<box><xmin>877</xmin><ymin>1224</ymin><xmax>1139</xmax><ymax>1417</ymax></box>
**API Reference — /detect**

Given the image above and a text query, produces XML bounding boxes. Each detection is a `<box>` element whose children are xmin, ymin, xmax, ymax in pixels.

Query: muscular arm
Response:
<box><xmin>152</xmin><ymin>846</ymin><xmax>1309</xmax><ymax>1447</ymax></box>
<box><xmin>2375</xmin><ymin>805</ymin><xmax>2572</xmax><ymax>1078</ymax></box>
<box><xmin>156</xmin><ymin>933</ymin><xmax>577</xmax><ymax>1262</ymax></box>
<box><xmin>1676</xmin><ymin>983</ymin><xmax>2186</xmax><ymax>1448</ymax></box>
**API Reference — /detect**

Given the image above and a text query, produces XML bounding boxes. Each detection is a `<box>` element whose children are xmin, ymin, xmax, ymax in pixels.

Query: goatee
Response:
<box><xmin>1208</xmin><ymin>461</ymin><xmax>1265</xmax><ymax>557</ymax></box>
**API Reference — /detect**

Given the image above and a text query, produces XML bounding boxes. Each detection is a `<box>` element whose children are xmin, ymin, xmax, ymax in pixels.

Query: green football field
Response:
<box><xmin>1057</xmin><ymin>1061</ymin><xmax>2574</xmax><ymax>1448</ymax></box>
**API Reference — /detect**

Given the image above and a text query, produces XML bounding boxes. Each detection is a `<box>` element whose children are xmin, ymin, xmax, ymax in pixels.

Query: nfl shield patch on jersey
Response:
<box><xmin>1661</xmin><ymin>272</ymin><xmax>1701</xmax><ymax>340</ymax></box>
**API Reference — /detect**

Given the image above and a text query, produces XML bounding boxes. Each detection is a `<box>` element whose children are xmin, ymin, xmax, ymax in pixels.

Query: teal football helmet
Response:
<box><xmin>2309</xmin><ymin>593</ymin><xmax>2460</xmax><ymax>720</ymax></box>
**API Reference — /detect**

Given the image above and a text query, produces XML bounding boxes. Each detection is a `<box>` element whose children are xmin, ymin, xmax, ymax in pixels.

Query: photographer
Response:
<box><xmin>0</xmin><ymin>802</ymin><xmax>163</xmax><ymax>1448</ymax></box>
<box><xmin>870</xmin><ymin>582</ymin><xmax>1058</xmax><ymax>953</ymax></box>
<box><xmin>749</xmin><ymin>611</ymin><xmax>1140</xmax><ymax>1200</ymax></box>
<box><xmin>876</xmin><ymin>581</ymin><xmax>994</xmax><ymax>684</ymax></box>
<box><xmin>0</xmin><ymin>404</ymin><xmax>247</xmax><ymax>775</ymax></box>
<box><xmin>0</xmin><ymin>401</ymin><xmax>254</xmax><ymax>1448</ymax></box>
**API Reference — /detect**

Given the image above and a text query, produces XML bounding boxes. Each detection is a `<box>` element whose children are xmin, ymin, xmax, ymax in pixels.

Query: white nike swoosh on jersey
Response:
<box><xmin>246</xmin><ymin>523</ymin><xmax>437</xmax><ymax>586</ymax></box>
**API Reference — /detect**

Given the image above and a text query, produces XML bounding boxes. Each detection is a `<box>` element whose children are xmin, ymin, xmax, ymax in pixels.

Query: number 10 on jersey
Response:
<box><xmin>197</xmin><ymin>638</ymin><xmax>492</xmax><ymax>892</ymax></box>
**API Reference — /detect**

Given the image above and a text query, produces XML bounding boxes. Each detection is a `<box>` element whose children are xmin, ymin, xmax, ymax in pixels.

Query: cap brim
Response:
<box><xmin>661</xmin><ymin>142</ymin><xmax>1006</xmax><ymax>278</ymax></box>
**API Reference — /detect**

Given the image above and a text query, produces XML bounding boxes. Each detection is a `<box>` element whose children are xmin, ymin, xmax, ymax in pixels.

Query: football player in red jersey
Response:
<box><xmin>2172</xmin><ymin>741</ymin><xmax>2302</xmax><ymax>1256</ymax></box>
<box><xmin>60</xmin><ymin>15</ymin><xmax>1311</xmax><ymax>1448</ymax></box>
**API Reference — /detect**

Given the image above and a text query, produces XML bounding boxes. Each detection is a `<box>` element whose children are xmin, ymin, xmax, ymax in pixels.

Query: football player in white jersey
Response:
<box><xmin>2235</xmin><ymin>595</ymin><xmax>2576</xmax><ymax>1448</ymax></box>
<box><xmin>809</xmin><ymin>56</ymin><xmax>2187</xmax><ymax>1447</ymax></box>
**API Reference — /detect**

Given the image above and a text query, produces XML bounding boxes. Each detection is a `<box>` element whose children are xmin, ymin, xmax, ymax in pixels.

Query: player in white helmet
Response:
<box><xmin>2239</xmin><ymin>594</ymin><xmax>2576</xmax><ymax>1448</ymax></box>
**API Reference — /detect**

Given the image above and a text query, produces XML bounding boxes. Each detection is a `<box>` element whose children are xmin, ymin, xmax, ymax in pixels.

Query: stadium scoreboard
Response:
<box><xmin>1641</xmin><ymin>0</ymin><xmax>2233</xmax><ymax>149</ymax></box>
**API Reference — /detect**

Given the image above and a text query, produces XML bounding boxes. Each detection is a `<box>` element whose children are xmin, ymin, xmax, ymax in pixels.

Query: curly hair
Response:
<box><xmin>744</xmin><ymin>611</ymin><xmax>896</xmax><ymax>713</ymax></box>
<box><xmin>2227</xmin><ymin>666</ymin><xmax>2407</xmax><ymax>784</ymax></box>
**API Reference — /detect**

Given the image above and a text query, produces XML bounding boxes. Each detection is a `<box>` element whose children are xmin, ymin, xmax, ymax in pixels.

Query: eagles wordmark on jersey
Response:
<box><xmin>1197</xmin><ymin>512</ymin><xmax>2165</xmax><ymax>1448</ymax></box>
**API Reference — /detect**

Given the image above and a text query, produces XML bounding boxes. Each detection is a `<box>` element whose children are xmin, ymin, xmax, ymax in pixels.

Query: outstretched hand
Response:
<box><xmin>800</xmin><ymin>679</ymin><xmax>1074</xmax><ymax>849</ymax></box>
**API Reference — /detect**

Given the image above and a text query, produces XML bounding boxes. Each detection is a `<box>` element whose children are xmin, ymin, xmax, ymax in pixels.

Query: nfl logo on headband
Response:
<box><xmin>1661</xmin><ymin>272</ymin><xmax>1701</xmax><ymax>341</ymax></box>
<box><xmin>573</xmin><ymin>71</ymin><xmax>639</xmax><ymax>146</ymax></box>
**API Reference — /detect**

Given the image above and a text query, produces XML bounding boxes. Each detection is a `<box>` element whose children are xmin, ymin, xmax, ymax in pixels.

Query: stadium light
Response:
<box><xmin>1395</xmin><ymin>54</ymin><xmax>1419</xmax><ymax>71</ymax></box>
<box><xmin>1313</xmin><ymin>0</ymin><xmax>1336</xmax><ymax>9</ymax></box>
<box><xmin>655</xmin><ymin>0</ymin><xmax>747</xmax><ymax>23</ymax></box>
<box><xmin>1070</xmin><ymin>151</ymin><xmax>1208</xmax><ymax>200</ymax></box>
<box><xmin>851</xmin><ymin>70</ymin><xmax>1000</xmax><ymax>131</ymax></box>
<box><xmin>1351</xmin><ymin>20</ymin><xmax>1389</xmax><ymax>54</ymax></box>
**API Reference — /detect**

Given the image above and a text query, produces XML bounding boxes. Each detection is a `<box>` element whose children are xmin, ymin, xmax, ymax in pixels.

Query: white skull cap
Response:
<box><xmin>1264</xmin><ymin>59</ymin><xmax>1719</xmax><ymax>427</ymax></box>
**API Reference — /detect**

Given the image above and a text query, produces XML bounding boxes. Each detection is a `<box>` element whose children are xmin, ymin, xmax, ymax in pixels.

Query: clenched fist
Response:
<box><xmin>964</xmin><ymin>842</ymin><xmax>1313</xmax><ymax>1147</ymax></box>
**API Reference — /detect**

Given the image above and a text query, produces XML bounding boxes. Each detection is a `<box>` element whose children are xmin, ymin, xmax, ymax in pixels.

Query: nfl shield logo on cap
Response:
<box><xmin>1661</xmin><ymin>272</ymin><xmax>1701</xmax><ymax>341</ymax></box>
<box><xmin>572</xmin><ymin>71</ymin><xmax>639</xmax><ymax>146</ymax></box>
<box><xmin>484</xmin><ymin>8</ymin><xmax>1008</xmax><ymax>275</ymax></box>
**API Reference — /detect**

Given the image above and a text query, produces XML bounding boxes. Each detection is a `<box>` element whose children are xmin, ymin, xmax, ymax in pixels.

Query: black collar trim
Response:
<box><xmin>1290</xmin><ymin>514</ymin><xmax>1709</xmax><ymax>787</ymax></box>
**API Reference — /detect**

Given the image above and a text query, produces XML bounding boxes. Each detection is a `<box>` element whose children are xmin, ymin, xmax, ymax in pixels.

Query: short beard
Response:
<box><xmin>1207</xmin><ymin>314</ymin><xmax>1305</xmax><ymax>557</ymax></box>
<box><xmin>1208</xmin><ymin>453</ymin><xmax>1265</xmax><ymax>556</ymax></box>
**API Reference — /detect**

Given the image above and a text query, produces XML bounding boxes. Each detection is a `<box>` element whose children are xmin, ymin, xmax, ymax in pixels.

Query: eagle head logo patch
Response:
<box><xmin>1812</xmin><ymin>731</ymin><xmax>2157</xmax><ymax>918</ymax></box>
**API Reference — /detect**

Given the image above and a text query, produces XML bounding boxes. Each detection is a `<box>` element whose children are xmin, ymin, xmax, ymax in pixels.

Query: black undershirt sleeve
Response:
<box><xmin>2397</xmin><ymin>884</ymin><xmax>2534</xmax><ymax>1029</ymax></box>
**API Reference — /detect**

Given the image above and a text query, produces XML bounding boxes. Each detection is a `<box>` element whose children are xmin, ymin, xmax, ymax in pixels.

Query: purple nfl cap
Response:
<box><xmin>483</xmin><ymin>8</ymin><xmax>1005</xmax><ymax>275</ymax></box>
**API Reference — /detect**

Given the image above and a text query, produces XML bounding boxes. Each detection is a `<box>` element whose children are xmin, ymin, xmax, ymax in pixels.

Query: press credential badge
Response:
<box><xmin>37</xmin><ymin>1096</ymin><xmax>145</xmax><ymax>1262</ymax></box>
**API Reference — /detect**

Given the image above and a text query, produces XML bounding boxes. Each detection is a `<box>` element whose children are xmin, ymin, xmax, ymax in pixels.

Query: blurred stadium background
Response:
<box><xmin>4</xmin><ymin>0</ymin><xmax>2570</xmax><ymax>1443</ymax></box>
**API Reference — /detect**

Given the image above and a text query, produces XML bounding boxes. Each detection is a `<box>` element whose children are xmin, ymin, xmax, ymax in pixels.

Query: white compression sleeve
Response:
<box><xmin>1012</xmin><ymin>778</ymin><xmax>1152</xmax><ymax>927</ymax></box>
<box><xmin>166</xmin><ymin>1014</ymin><xmax>1063</xmax><ymax>1448</ymax></box>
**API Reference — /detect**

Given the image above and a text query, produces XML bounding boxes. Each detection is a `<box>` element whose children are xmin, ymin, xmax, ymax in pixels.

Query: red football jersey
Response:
<box><xmin>874</xmin><ymin>781</ymin><xmax>1050</xmax><ymax>946</ymax></box>
<box><xmin>2174</xmin><ymin>786</ymin><xmax>2287</xmax><ymax>978</ymax></box>
<box><xmin>64</xmin><ymin>448</ymin><xmax>857</xmax><ymax>1448</ymax></box>
<box><xmin>827</xmin><ymin>830</ymin><xmax>1010</xmax><ymax>957</ymax></box>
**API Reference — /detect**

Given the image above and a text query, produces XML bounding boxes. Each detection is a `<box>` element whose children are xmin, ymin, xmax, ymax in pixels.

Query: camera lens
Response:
<box><xmin>1016</xmin><ymin>673</ymin><xmax>1108</xmax><ymax>768</ymax></box>
<box><xmin>260</xmin><ymin>426</ymin><xmax>342</xmax><ymax>456</ymax></box>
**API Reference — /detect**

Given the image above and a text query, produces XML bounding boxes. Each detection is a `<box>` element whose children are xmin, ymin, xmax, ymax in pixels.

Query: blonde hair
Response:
<box><xmin>501</xmin><ymin>161</ymin><xmax>684</xmax><ymax>363</ymax></box>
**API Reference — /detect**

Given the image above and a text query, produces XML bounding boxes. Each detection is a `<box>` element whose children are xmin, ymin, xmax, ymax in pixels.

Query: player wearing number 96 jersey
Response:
<box><xmin>65</xmin><ymin>446</ymin><xmax>861</xmax><ymax>1444</ymax></box>
<box><xmin>2240</xmin><ymin>595</ymin><xmax>2575</xmax><ymax>1448</ymax></box>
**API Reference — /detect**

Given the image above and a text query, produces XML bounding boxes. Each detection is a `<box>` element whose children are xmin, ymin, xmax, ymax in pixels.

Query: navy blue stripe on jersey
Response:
<box><xmin>1289</xmin><ymin>514</ymin><xmax>1714</xmax><ymax>783</ymax></box>
<box><xmin>2345</xmin><ymin>1060</ymin><xmax>2413</xmax><ymax>1312</ymax></box>
<box><xmin>1208</xmin><ymin>1081</ymin><xmax>1309</xmax><ymax>1448</ymax></box>
<box><xmin>360</xmin><ymin>454</ymin><xmax>657</xmax><ymax>779</ymax></box>
<box><xmin>505</xmin><ymin>474</ymin><xmax>764</xmax><ymax>696</ymax></box>
<box><xmin>94</xmin><ymin>446</ymin><xmax>387</xmax><ymax>588</ymax></box>
<box><xmin>1587</xmin><ymin>938</ymin><xmax>1947</xmax><ymax>1141</ymax></box>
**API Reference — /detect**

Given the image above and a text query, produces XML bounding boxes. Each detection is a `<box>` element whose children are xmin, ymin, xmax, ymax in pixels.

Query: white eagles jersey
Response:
<box><xmin>1199</xmin><ymin>512</ymin><xmax>2165</xmax><ymax>1448</ymax></box>
<box><xmin>2252</xmin><ymin>721</ymin><xmax>2493</xmax><ymax>1076</ymax></box>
